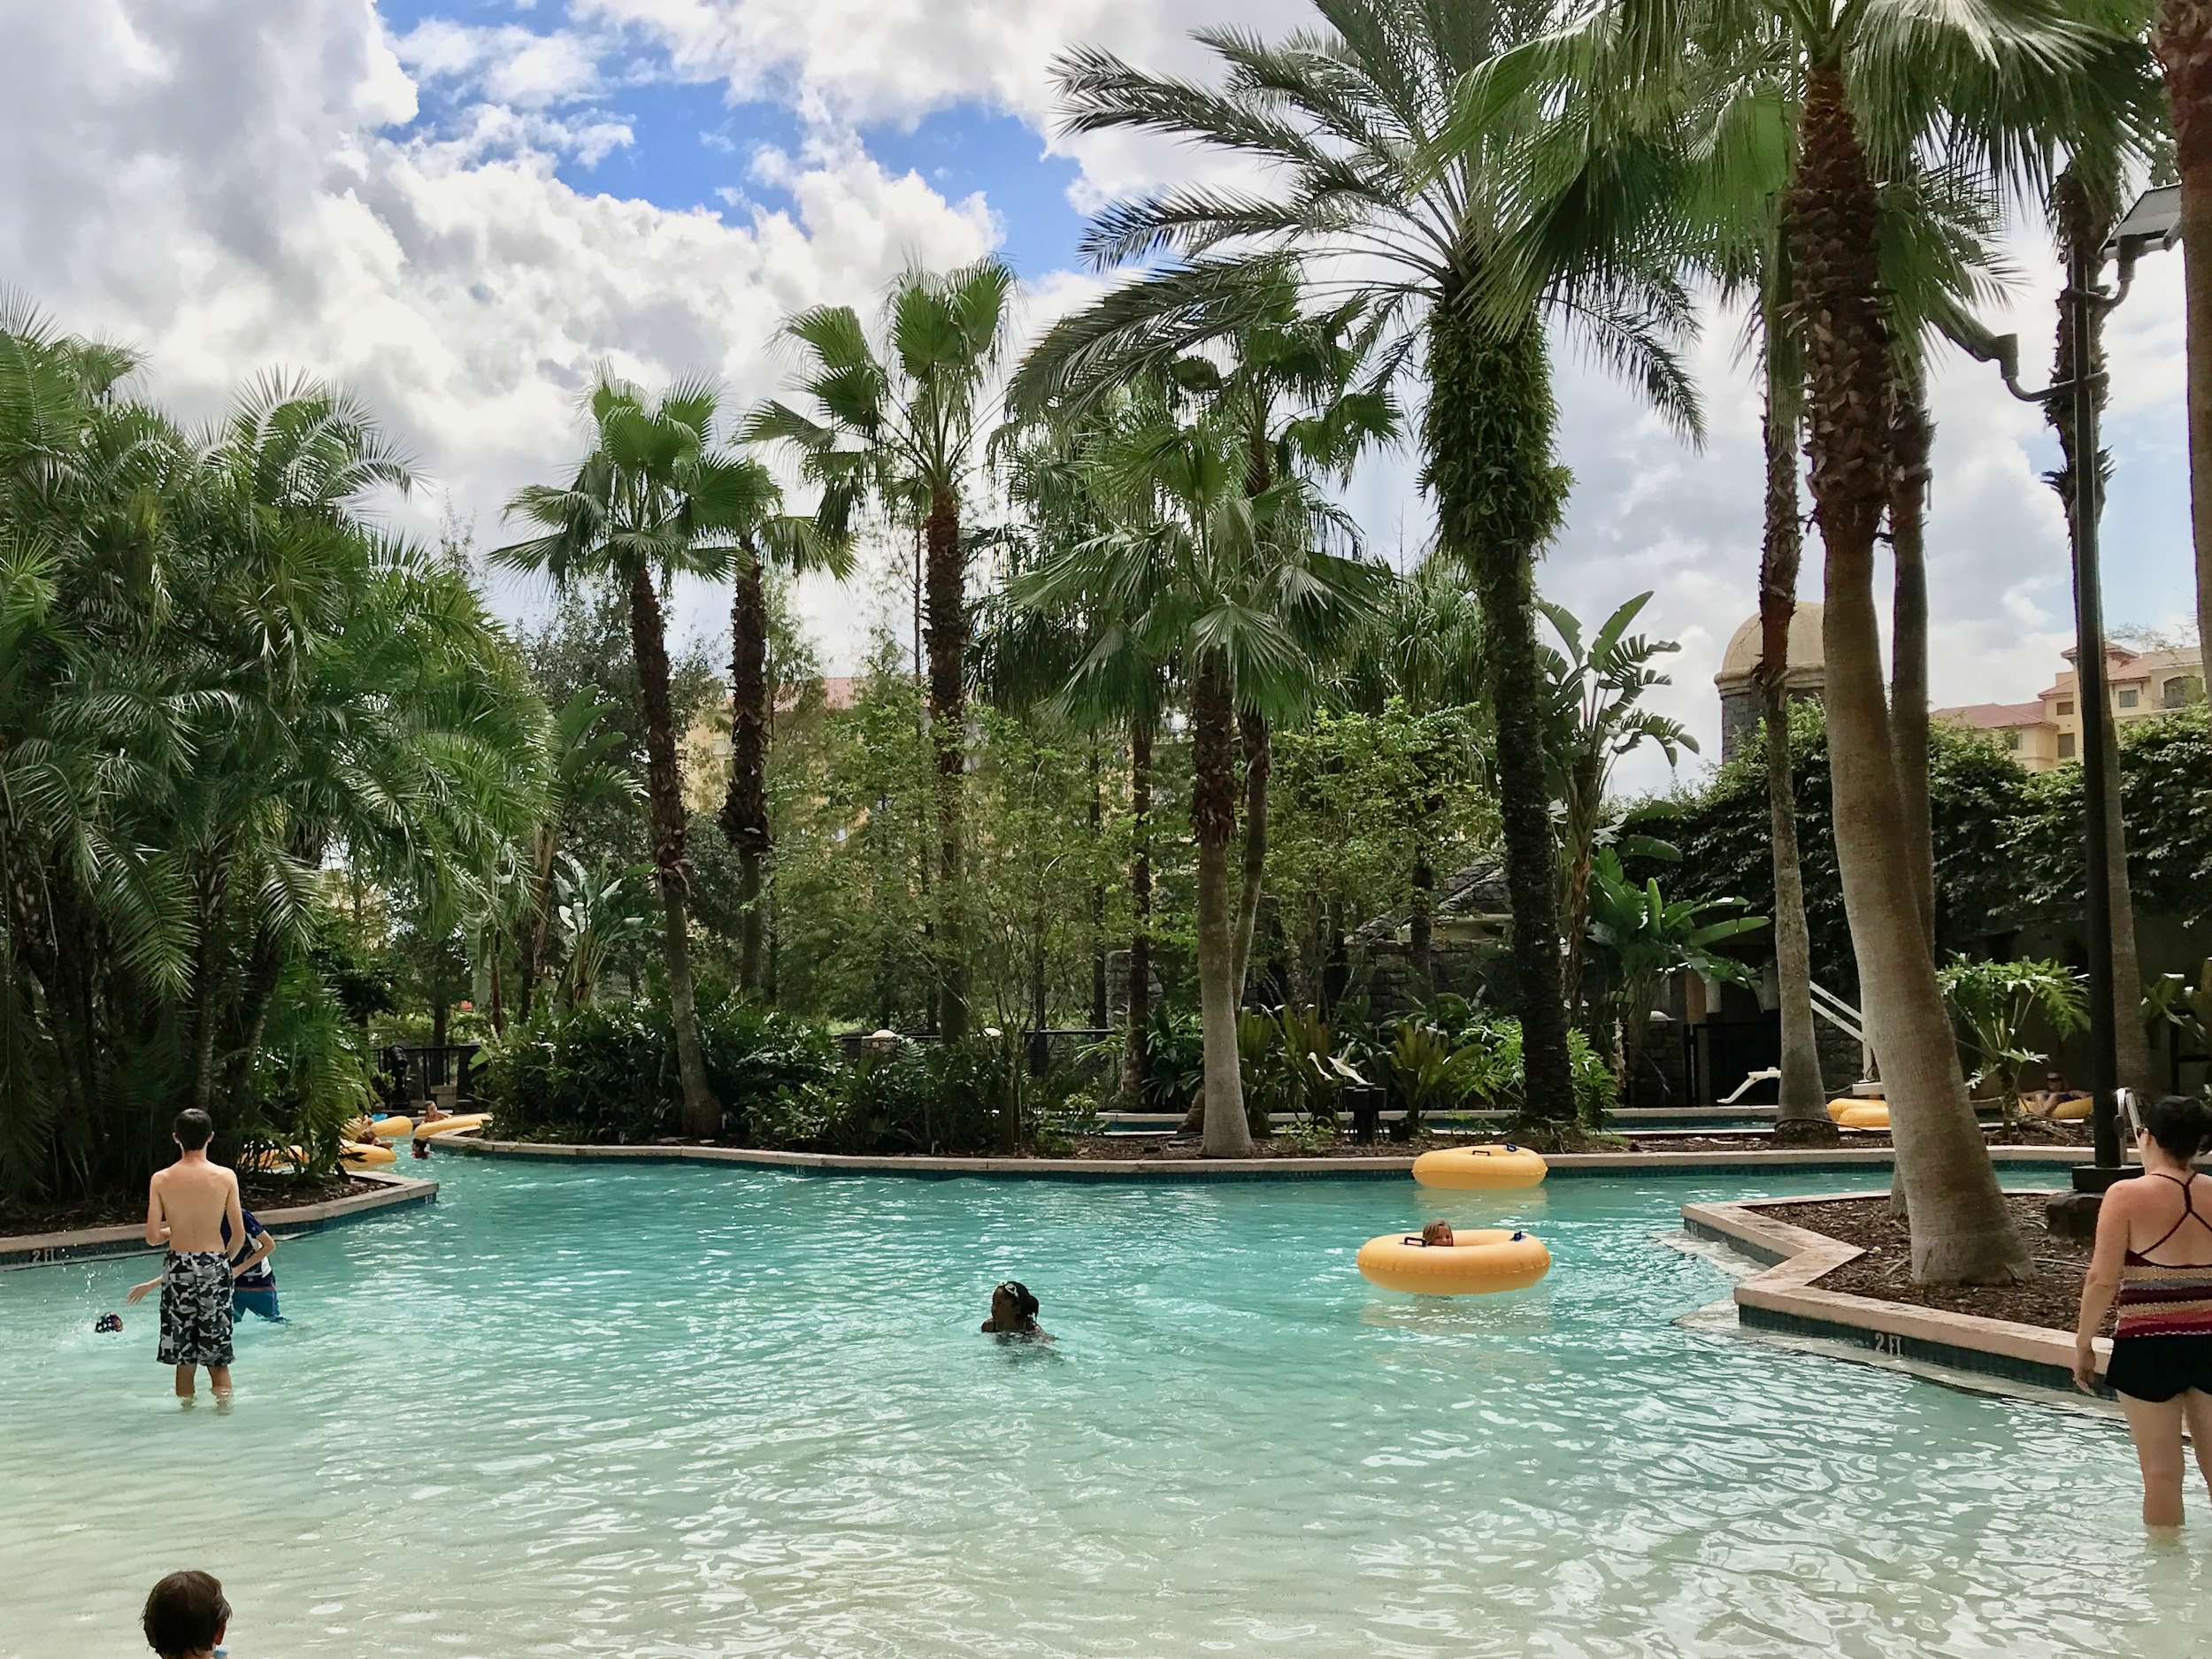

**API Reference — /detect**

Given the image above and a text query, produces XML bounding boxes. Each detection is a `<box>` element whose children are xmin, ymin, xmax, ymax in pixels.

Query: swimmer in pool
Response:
<box><xmin>982</xmin><ymin>1280</ymin><xmax>1051</xmax><ymax>1340</ymax></box>
<box><xmin>1416</xmin><ymin>1221</ymin><xmax>1455</xmax><ymax>1247</ymax></box>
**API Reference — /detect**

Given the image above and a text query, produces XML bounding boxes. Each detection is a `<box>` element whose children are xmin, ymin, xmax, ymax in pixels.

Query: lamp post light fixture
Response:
<box><xmin>1950</xmin><ymin>184</ymin><xmax>2179</xmax><ymax>1206</ymax></box>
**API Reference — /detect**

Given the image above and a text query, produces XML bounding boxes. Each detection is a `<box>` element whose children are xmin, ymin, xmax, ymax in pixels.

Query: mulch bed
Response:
<box><xmin>1760</xmin><ymin>1193</ymin><xmax>2093</xmax><ymax>1335</ymax></box>
<box><xmin>0</xmin><ymin>1171</ymin><xmax>367</xmax><ymax>1238</ymax></box>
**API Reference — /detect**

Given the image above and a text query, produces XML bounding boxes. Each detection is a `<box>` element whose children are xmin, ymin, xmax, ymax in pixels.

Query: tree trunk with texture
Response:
<box><xmin>1231</xmin><ymin>708</ymin><xmax>1270</xmax><ymax>1004</ymax></box>
<box><xmin>1792</xmin><ymin>65</ymin><xmax>2024</xmax><ymax>1283</ymax></box>
<box><xmin>1120</xmin><ymin>721</ymin><xmax>1153</xmax><ymax>1110</ymax></box>
<box><xmin>188</xmin><ymin>867</ymin><xmax>230</xmax><ymax>1119</ymax></box>
<box><xmin>2048</xmin><ymin>167</ymin><xmax>2161</xmax><ymax>1100</ymax></box>
<box><xmin>720</xmin><ymin>538</ymin><xmax>772</xmax><ymax>995</ymax></box>
<box><xmin>2156</xmin><ymin>0</ymin><xmax>2212</xmax><ymax>686</ymax></box>
<box><xmin>924</xmin><ymin>490</ymin><xmax>970</xmax><ymax>1040</ymax></box>
<box><xmin>1886</xmin><ymin>368</ymin><xmax>1935</xmax><ymax>948</ymax></box>
<box><xmin>628</xmin><ymin>565</ymin><xmax>719</xmax><ymax>1138</ymax></box>
<box><xmin>1424</xmin><ymin>300</ymin><xmax>1575</xmax><ymax>1123</ymax></box>
<box><xmin>521</xmin><ymin>826</ymin><xmax>556</xmax><ymax>1020</ymax></box>
<box><xmin>1759</xmin><ymin>388</ymin><xmax>1836</xmax><ymax>1142</ymax></box>
<box><xmin>1192</xmin><ymin>664</ymin><xmax>1253</xmax><ymax>1156</ymax></box>
<box><xmin>1090</xmin><ymin>746</ymin><xmax>1109</xmax><ymax>1032</ymax></box>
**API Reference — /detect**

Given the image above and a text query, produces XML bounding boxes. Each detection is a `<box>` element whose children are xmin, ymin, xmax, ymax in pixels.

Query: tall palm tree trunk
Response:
<box><xmin>1232</xmin><ymin>708</ymin><xmax>1270</xmax><ymax>1002</ymax></box>
<box><xmin>2047</xmin><ymin>170</ymin><xmax>2160</xmax><ymax>1095</ymax></box>
<box><xmin>1192</xmin><ymin>664</ymin><xmax>1254</xmax><ymax>1156</ymax></box>
<box><xmin>1759</xmin><ymin>391</ymin><xmax>1835</xmax><ymax>1142</ymax></box>
<box><xmin>1090</xmin><ymin>745</ymin><xmax>1109</xmax><ymax>1031</ymax></box>
<box><xmin>1886</xmin><ymin>369</ymin><xmax>1935</xmax><ymax>946</ymax></box>
<box><xmin>522</xmin><ymin>827</ymin><xmax>556</xmax><ymax>1019</ymax></box>
<box><xmin>720</xmin><ymin>536</ymin><xmax>771</xmax><ymax>994</ymax></box>
<box><xmin>2155</xmin><ymin>0</ymin><xmax>2212</xmax><ymax>685</ymax></box>
<box><xmin>188</xmin><ymin>868</ymin><xmax>230</xmax><ymax>1118</ymax></box>
<box><xmin>1425</xmin><ymin>299</ymin><xmax>1575</xmax><ymax>1123</ymax></box>
<box><xmin>924</xmin><ymin>489</ymin><xmax>970</xmax><ymax>1040</ymax></box>
<box><xmin>1793</xmin><ymin>65</ymin><xmax>2024</xmax><ymax>1283</ymax></box>
<box><xmin>1120</xmin><ymin>720</ymin><xmax>1153</xmax><ymax>1109</ymax></box>
<box><xmin>627</xmin><ymin>565</ymin><xmax>719</xmax><ymax>1138</ymax></box>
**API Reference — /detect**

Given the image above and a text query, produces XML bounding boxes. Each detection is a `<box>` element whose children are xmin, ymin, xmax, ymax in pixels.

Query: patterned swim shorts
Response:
<box><xmin>157</xmin><ymin>1250</ymin><xmax>234</xmax><ymax>1368</ymax></box>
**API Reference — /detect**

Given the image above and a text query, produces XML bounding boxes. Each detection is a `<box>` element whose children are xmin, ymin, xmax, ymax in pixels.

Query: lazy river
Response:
<box><xmin>1</xmin><ymin>1159</ymin><xmax>2205</xmax><ymax>1658</ymax></box>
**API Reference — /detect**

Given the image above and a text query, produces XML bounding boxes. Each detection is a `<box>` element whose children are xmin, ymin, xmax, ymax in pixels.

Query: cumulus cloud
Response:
<box><xmin>0</xmin><ymin>0</ymin><xmax>2188</xmax><ymax>782</ymax></box>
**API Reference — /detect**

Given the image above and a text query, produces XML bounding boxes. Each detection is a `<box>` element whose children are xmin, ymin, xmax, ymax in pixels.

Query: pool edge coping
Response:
<box><xmin>0</xmin><ymin>1170</ymin><xmax>439</xmax><ymax>1269</ymax></box>
<box><xmin>434</xmin><ymin>1133</ymin><xmax>2092</xmax><ymax>1181</ymax></box>
<box><xmin>1682</xmin><ymin>1191</ymin><xmax>2111</xmax><ymax>1398</ymax></box>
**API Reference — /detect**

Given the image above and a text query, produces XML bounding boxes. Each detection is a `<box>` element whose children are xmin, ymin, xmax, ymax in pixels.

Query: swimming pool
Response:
<box><xmin>1</xmin><ymin>1159</ymin><xmax>2204</xmax><ymax>1658</ymax></box>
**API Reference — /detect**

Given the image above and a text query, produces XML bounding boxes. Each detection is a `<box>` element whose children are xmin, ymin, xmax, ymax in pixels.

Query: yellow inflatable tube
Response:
<box><xmin>1357</xmin><ymin>1228</ymin><xmax>1552</xmax><ymax>1295</ymax></box>
<box><xmin>342</xmin><ymin>1143</ymin><xmax>396</xmax><ymax>1166</ymax></box>
<box><xmin>1833</xmin><ymin>1102</ymin><xmax>1889</xmax><ymax>1130</ymax></box>
<box><xmin>365</xmin><ymin>1116</ymin><xmax>413</xmax><ymax>1140</ymax></box>
<box><xmin>1411</xmin><ymin>1144</ymin><xmax>1548</xmax><ymax>1190</ymax></box>
<box><xmin>413</xmin><ymin>1113</ymin><xmax>488</xmax><ymax>1139</ymax></box>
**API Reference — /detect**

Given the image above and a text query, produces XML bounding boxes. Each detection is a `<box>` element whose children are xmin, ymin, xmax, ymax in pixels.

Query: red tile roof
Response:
<box><xmin>1932</xmin><ymin>701</ymin><xmax>2049</xmax><ymax>730</ymax></box>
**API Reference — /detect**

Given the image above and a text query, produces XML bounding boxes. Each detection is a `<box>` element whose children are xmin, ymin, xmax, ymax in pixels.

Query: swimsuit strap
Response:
<box><xmin>2137</xmin><ymin>1171</ymin><xmax>2212</xmax><ymax>1263</ymax></box>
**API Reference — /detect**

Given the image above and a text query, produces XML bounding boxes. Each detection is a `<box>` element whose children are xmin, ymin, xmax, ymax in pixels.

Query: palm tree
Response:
<box><xmin>1014</xmin><ymin>263</ymin><xmax>1398</xmax><ymax>1002</ymax></box>
<box><xmin>1536</xmin><ymin>592</ymin><xmax>1696</xmax><ymax>1026</ymax></box>
<box><xmin>2042</xmin><ymin>151</ymin><xmax>2162</xmax><ymax>1096</ymax></box>
<box><xmin>1050</xmin><ymin>0</ymin><xmax>1705</xmax><ymax>1124</ymax></box>
<box><xmin>2153</xmin><ymin>1</ymin><xmax>2212</xmax><ymax>681</ymax></box>
<box><xmin>1011</xmin><ymin>393</ymin><xmax>1380</xmax><ymax>1155</ymax></box>
<box><xmin>749</xmin><ymin>260</ymin><xmax>1018</xmax><ymax>1039</ymax></box>
<box><xmin>1551</xmin><ymin>0</ymin><xmax>2149</xmax><ymax>1279</ymax></box>
<box><xmin>985</xmin><ymin>411</ymin><xmax>1171</xmax><ymax>1106</ymax></box>
<box><xmin>498</xmin><ymin>372</ymin><xmax>762</xmax><ymax>1138</ymax></box>
<box><xmin>1335</xmin><ymin>560</ymin><xmax>1486</xmax><ymax>984</ymax></box>
<box><xmin>718</xmin><ymin>505</ymin><xmax>851</xmax><ymax>996</ymax></box>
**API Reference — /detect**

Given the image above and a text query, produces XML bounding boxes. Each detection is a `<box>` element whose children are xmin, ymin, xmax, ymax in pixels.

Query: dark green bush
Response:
<box><xmin>480</xmin><ymin>991</ymin><xmax>840</xmax><ymax>1142</ymax></box>
<box><xmin>821</xmin><ymin>1037</ymin><xmax>1023</xmax><ymax>1155</ymax></box>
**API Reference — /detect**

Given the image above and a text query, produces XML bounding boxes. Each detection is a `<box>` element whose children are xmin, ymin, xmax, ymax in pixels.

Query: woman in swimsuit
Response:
<box><xmin>2075</xmin><ymin>1094</ymin><xmax>2212</xmax><ymax>1526</ymax></box>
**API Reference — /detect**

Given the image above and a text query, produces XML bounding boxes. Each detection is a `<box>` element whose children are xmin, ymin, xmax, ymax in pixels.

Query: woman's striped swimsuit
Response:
<box><xmin>2108</xmin><ymin>1172</ymin><xmax>2212</xmax><ymax>1403</ymax></box>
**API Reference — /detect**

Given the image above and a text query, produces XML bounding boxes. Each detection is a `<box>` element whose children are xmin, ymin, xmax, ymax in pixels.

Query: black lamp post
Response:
<box><xmin>1953</xmin><ymin>184</ymin><xmax>2180</xmax><ymax>1205</ymax></box>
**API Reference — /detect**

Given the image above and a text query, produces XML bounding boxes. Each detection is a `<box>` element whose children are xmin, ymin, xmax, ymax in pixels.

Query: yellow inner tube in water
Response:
<box><xmin>365</xmin><ymin>1116</ymin><xmax>413</xmax><ymax>1140</ymax></box>
<box><xmin>1357</xmin><ymin>1228</ymin><xmax>1552</xmax><ymax>1295</ymax></box>
<box><xmin>1834</xmin><ymin>1102</ymin><xmax>1890</xmax><ymax>1130</ymax></box>
<box><xmin>342</xmin><ymin>1143</ymin><xmax>396</xmax><ymax>1166</ymax></box>
<box><xmin>1411</xmin><ymin>1144</ymin><xmax>1548</xmax><ymax>1190</ymax></box>
<box><xmin>413</xmin><ymin>1113</ymin><xmax>488</xmax><ymax>1139</ymax></box>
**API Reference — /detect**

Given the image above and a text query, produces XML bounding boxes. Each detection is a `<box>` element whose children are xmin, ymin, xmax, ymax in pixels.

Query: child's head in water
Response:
<box><xmin>1420</xmin><ymin>1221</ymin><xmax>1455</xmax><ymax>1247</ymax></box>
<box><xmin>987</xmin><ymin>1280</ymin><xmax>1041</xmax><ymax>1331</ymax></box>
<box><xmin>142</xmin><ymin>1570</ymin><xmax>228</xmax><ymax>1658</ymax></box>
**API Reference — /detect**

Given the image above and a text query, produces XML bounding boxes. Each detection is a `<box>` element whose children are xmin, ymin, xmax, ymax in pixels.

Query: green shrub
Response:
<box><xmin>480</xmin><ymin>990</ymin><xmax>840</xmax><ymax>1142</ymax></box>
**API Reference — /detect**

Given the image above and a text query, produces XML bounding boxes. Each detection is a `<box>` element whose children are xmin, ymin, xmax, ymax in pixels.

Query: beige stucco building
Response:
<box><xmin>1933</xmin><ymin>644</ymin><xmax>2204</xmax><ymax>772</ymax></box>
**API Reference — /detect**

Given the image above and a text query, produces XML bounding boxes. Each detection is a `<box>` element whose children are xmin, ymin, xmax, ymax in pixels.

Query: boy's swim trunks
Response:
<box><xmin>157</xmin><ymin>1250</ymin><xmax>234</xmax><ymax>1368</ymax></box>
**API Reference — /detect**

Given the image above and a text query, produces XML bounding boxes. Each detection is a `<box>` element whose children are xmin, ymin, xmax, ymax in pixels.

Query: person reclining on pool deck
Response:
<box><xmin>126</xmin><ymin>1208</ymin><xmax>280</xmax><ymax>1323</ymax></box>
<box><xmin>142</xmin><ymin>1569</ymin><xmax>231</xmax><ymax>1659</ymax></box>
<box><xmin>982</xmin><ymin>1280</ymin><xmax>1051</xmax><ymax>1340</ymax></box>
<box><xmin>143</xmin><ymin>1109</ymin><xmax>244</xmax><ymax>1401</ymax></box>
<box><xmin>2024</xmin><ymin>1071</ymin><xmax>2089</xmax><ymax>1118</ymax></box>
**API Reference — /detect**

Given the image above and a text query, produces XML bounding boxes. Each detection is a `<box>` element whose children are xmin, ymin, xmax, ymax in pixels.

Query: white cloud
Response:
<box><xmin>0</xmin><ymin>0</ymin><xmax>2191</xmax><ymax>768</ymax></box>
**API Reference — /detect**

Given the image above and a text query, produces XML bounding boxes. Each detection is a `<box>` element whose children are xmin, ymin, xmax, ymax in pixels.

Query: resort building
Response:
<box><xmin>1713</xmin><ymin>604</ymin><xmax>1825</xmax><ymax>764</ymax></box>
<box><xmin>1932</xmin><ymin>643</ymin><xmax>2204</xmax><ymax>772</ymax></box>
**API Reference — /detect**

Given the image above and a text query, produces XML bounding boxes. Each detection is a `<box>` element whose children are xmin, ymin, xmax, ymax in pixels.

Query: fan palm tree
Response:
<box><xmin>1014</xmin><ymin>262</ymin><xmax>1400</xmax><ymax>1002</ymax></box>
<box><xmin>498</xmin><ymin>372</ymin><xmax>764</xmax><ymax>1138</ymax></box>
<box><xmin>1334</xmin><ymin>559</ymin><xmax>1486</xmax><ymax>983</ymax></box>
<box><xmin>1011</xmin><ymin>394</ymin><xmax>1381</xmax><ymax>1155</ymax></box>
<box><xmin>1049</xmin><ymin>0</ymin><xmax>1705</xmax><ymax>1123</ymax></box>
<box><xmin>749</xmin><ymin>259</ymin><xmax>1018</xmax><ymax>1039</ymax></box>
<box><xmin>985</xmin><ymin>411</ymin><xmax>1171</xmax><ymax>1106</ymax></box>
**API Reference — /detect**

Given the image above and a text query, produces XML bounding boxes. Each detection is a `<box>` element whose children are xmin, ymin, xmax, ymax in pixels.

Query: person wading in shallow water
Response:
<box><xmin>2076</xmin><ymin>1094</ymin><xmax>2212</xmax><ymax>1526</ymax></box>
<box><xmin>142</xmin><ymin>1109</ymin><xmax>245</xmax><ymax>1401</ymax></box>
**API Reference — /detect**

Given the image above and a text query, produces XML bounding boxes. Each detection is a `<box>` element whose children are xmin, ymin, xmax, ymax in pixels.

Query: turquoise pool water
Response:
<box><xmin>1</xmin><ymin>1160</ymin><xmax>2206</xmax><ymax>1658</ymax></box>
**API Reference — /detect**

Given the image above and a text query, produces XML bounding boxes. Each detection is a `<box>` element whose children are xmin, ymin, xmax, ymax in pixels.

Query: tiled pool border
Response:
<box><xmin>436</xmin><ymin>1133</ymin><xmax>2091</xmax><ymax>1182</ymax></box>
<box><xmin>0</xmin><ymin>1170</ymin><xmax>437</xmax><ymax>1270</ymax></box>
<box><xmin>1683</xmin><ymin>1191</ymin><xmax>2111</xmax><ymax>1399</ymax></box>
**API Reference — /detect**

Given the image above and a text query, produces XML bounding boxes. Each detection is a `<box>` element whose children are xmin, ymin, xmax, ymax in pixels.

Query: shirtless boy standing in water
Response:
<box><xmin>144</xmin><ymin>1109</ymin><xmax>245</xmax><ymax>1400</ymax></box>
